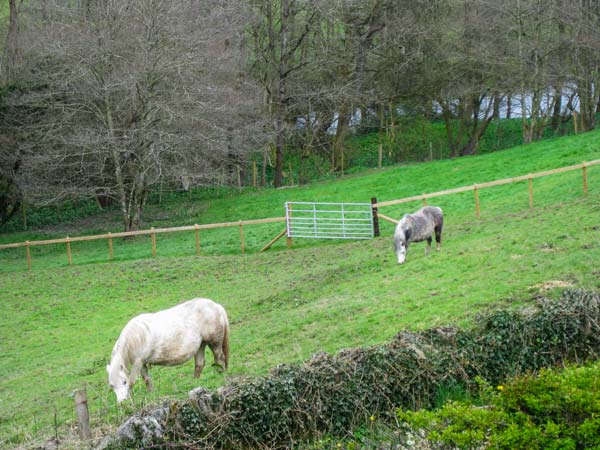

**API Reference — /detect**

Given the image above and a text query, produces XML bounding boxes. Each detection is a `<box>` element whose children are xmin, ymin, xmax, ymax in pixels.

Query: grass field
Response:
<box><xmin>1</xmin><ymin>129</ymin><xmax>599</xmax><ymax>271</ymax></box>
<box><xmin>1</xmin><ymin>130</ymin><xmax>600</xmax><ymax>448</ymax></box>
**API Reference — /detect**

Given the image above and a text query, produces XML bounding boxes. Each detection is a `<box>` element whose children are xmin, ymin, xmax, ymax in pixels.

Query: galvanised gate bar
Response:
<box><xmin>285</xmin><ymin>202</ymin><xmax>375</xmax><ymax>240</ymax></box>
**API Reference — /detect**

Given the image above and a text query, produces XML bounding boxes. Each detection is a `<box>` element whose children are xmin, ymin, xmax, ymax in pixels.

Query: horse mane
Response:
<box><xmin>112</xmin><ymin>319</ymin><xmax>148</xmax><ymax>368</ymax></box>
<box><xmin>394</xmin><ymin>214</ymin><xmax>414</xmax><ymax>243</ymax></box>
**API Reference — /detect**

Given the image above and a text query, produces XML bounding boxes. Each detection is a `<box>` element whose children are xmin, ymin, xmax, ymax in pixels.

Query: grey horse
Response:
<box><xmin>393</xmin><ymin>206</ymin><xmax>443</xmax><ymax>264</ymax></box>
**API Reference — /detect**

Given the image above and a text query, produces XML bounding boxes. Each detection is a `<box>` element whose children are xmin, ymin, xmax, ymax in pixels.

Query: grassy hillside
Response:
<box><xmin>0</xmin><ymin>130</ymin><xmax>599</xmax><ymax>448</ymax></box>
<box><xmin>1</xmin><ymin>129</ymin><xmax>599</xmax><ymax>272</ymax></box>
<box><xmin>282</xmin><ymin>116</ymin><xmax>576</xmax><ymax>182</ymax></box>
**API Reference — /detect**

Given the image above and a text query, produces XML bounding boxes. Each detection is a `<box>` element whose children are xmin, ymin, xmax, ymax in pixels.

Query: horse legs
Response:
<box><xmin>194</xmin><ymin>342</ymin><xmax>207</xmax><ymax>378</ymax></box>
<box><xmin>425</xmin><ymin>237</ymin><xmax>432</xmax><ymax>255</ymax></box>
<box><xmin>141</xmin><ymin>365</ymin><xmax>153</xmax><ymax>391</ymax></box>
<box><xmin>435</xmin><ymin>224</ymin><xmax>443</xmax><ymax>251</ymax></box>
<box><xmin>209</xmin><ymin>342</ymin><xmax>227</xmax><ymax>372</ymax></box>
<box><xmin>129</xmin><ymin>359</ymin><xmax>144</xmax><ymax>388</ymax></box>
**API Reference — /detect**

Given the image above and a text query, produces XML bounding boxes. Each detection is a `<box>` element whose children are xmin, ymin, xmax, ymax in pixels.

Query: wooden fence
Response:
<box><xmin>374</xmin><ymin>160</ymin><xmax>598</xmax><ymax>221</ymax></box>
<box><xmin>0</xmin><ymin>217</ymin><xmax>286</xmax><ymax>270</ymax></box>
<box><xmin>0</xmin><ymin>159</ymin><xmax>597</xmax><ymax>270</ymax></box>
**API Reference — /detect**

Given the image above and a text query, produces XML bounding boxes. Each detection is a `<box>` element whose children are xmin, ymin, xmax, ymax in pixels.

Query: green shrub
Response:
<box><xmin>399</xmin><ymin>362</ymin><xmax>600</xmax><ymax>450</ymax></box>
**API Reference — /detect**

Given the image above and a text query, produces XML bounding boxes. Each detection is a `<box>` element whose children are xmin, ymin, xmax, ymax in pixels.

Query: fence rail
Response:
<box><xmin>0</xmin><ymin>217</ymin><xmax>285</xmax><ymax>250</ymax></box>
<box><xmin>374</xmin><ymin>160</ymin><xmax>599</xmax><ymax>208</ymax></box>
<box><xmin>0</xmin><ymin>159</ymin><xmax>597</xmax><ymax>270</ymax></box>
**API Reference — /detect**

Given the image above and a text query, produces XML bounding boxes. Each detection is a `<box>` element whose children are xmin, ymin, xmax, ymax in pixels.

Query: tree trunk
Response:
<box><xmin>578</xmin><ymin>78</ymin><xmax>598</xmax><ymax>132</ymax></box>
<box><xmin>550</xmin><ymin>85</ymin><xmax>563</xmax><ymax>133</ymax></box>
<box><xmin>332</xmin><ymin>104</ymin><xmax>349</xmax><ymax>173</ymax></box>
<box><xmin>441</xmin><ymin>101</ymin><xmax>458</xmax><ymax>157</ymax></box>
<box><xmin>261</xmin><ymin>144</ymin><xmax>269</xmax><ymax>187</ymax></box>
<box><xmin>378</xmin><ymin>103</ymin><xmax>384</xmax><ymax>168</ymax></box>
<box><xmin>521</xmin><ymin>91</ymin><xmax>532</xmax><ymax>144</ymax></box>
<box><xmin>273</xmin><ymin>0</ymin><xmax>290</xmax><ymax>188</ymax></box>
<box><xmin>274</xmin><ymin>117</ymin><xmax>285</xmax><ymax>188</ymax></box>
<box><xmin>2</xmin><ymin>0</ymin><xmax>20</xmax><ymax>82</ymax></box>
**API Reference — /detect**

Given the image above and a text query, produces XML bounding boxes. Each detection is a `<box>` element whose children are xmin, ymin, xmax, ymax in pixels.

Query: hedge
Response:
<box><xmin>99</xmin><ymin>288</ymin><xmax>600</xmax><ymax>450</ymax></box>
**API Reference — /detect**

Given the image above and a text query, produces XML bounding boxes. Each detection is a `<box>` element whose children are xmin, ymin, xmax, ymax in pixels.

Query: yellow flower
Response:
<box><xmin>370</xmin><ymin>415</ymin><xmax>375</xmax><ymax>422</ymax></box>
<box><xmin>497</xmin><ymin>385</ymin><xmax>504</xmax><ymax>391</ymax></box>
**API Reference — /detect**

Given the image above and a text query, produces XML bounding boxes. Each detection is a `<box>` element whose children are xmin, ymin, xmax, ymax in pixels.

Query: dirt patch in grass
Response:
<box><xmin>532</xmin><ymin>280</ymin><xmax>574</xmax><ymax>292</ymax></box>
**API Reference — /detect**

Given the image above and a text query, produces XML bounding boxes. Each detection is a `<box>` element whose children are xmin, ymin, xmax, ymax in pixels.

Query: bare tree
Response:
<box><xmin>11</xmin><ymin>0</ymin><xmax>263</xmax><ymax>231</ymax></box>
<box><xmin>2</xmin><ymin>0</ymin><xmax>23</xmax><ymax>82</ymax></box>
<box><xmin>561</xmin><ymin>0</ymin><xmax>600</xmax><ymax>132</ymax></box>
<box><xmin>248</xmin><ymin>0</ymin><xmax>319</xmax><ymax>187</ymax></box>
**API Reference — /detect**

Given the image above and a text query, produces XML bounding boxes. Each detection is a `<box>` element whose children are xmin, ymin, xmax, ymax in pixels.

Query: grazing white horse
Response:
<box><xmin>393</xmin><ymin>206</ymin><xmax>444</xmax><ymax>264</ymax></box>
<box><xmin>107</xmin><ymin>298</ymin><xmax>230</xmax><ymax>403</ymax></box>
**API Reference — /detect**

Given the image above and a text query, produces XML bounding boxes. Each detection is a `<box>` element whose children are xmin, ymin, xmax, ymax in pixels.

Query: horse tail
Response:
<box><xmin>221</xmin><ymin>313</ymin><xmax>230</xmax><ymax>370</ymax></box>
<box><xmin>434</xmin><ymin>207</ymin><xmax>444</xmax><ymax>244</ymax></box>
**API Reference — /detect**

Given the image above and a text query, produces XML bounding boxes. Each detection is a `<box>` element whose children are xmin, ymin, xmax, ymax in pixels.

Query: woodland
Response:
<box><xmin>1</xmin><ymin>0</ymin><xmax>600</xmax><ymax>231</ymax></box>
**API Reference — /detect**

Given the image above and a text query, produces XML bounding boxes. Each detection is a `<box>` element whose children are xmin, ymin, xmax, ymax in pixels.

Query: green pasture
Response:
<box><xmin>1</xmin><ymin>129</ymin><xmax>599</xmax><ymax>272</ymax></box>
<box><xmin>0</xmin><ymin>130</ymin><xmax>600</xmax><ymax>448</ymax></box>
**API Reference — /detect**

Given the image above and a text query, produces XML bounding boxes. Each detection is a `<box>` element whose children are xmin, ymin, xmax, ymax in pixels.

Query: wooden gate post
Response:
<box><xmin>66</xmin><ymin>236</ymin><xmax>72</xmax><ymax>265</ymax></box>
<box><xmin>73</xmin><ymin>388</ymin><xmax>91</xmax><ymax>441</ymax></box>
<box><xmin>371</xmin><ymin>197</ymin><xmax>380</xmax><ymax>237</ymax></box>
<box><xmin>583</xmin><ymin>162</ymin><xmax>588</xmax><ymax>195</ymax></box>
<box><xmin>474</xmin><ymin>185</ymin><xmax>481</xmax><ymax>219</ymax></box>
<box><xmin>151</xmin><ymin>227</ymin><xmax>157</xmax><ymax>257</ymax></box>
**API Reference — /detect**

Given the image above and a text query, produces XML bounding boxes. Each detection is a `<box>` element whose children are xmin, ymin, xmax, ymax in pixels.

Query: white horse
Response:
<box><xmin>393</xmin><ymin>206</ymin><xmax>443</xmax><ymax>264</ymax></box>
<box><xmin>107</xmin><ymin>298</ymin><xmax>230</xmax><ymax>403</ymax></box>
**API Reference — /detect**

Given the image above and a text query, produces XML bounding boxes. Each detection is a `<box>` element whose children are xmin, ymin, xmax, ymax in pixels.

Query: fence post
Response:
<box><xmin>66</xmin><ymin>236</ymin><xmax>72</xmax><ymax>265</ymax></box>
<box><xmin>253</xmin><ymin>161</ymin><xmax>258</xmax><ymax>188</ymax></box>
<box><xmin>528</xmin><ymin>175</ymin><xmax>533</xmax><ymax>209</ymax></box>
<box><xmin>422</xmin><ymin>193</ymin><xmax>427</xmax><ymax>207</ymax></box>
<box><xmin>73</xmin><ymin>388</ymin><xmax>91</xmax><ymax>441</ymax></box>
<box><xmin>583</xmin><ymin>162</ymin><xmax>588</xmax><ymax>195</ymax></box>
<box><xmin>474</xmin><ymin>185</ymin><xmax>481</xmax><ymax>219</ymax></box>
<box><xmin>108</xmin><ymin>232</ymin><xmax>113</xmax><ymax>260</ymax></box>
<box><xmin>26</xmin><ymin>241</ymin><xmax>31</xmax><ymax>271</ymax></box>
<box><xmin>151</xmin><ymin>228</ymin><xmax>156</xmax><ymax>257</ymax></box>
<box><xmin>195</xmin><ymin>224</ymin><xmax>201</xmax><ymax>256</ymax></box>
<box><xmin>239</xmin><ymin>221</ymin><xmax>245</xmax><ymax>254</ymax></box>
<box><xmin>371</xmin><ymin>197</ymin><xmax>380</xmax><ymax>237</ymax></box>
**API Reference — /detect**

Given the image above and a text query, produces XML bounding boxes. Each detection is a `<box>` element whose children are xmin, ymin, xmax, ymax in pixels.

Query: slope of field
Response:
<box><xmin>0</xmin><ymin>131</ymin><xmax>599</xmax><ymax>448</ymax></box>
<box><xmin>1</xmin><ymin>128</ymin><xmax>600</xmax><ymax>273</ymax></box>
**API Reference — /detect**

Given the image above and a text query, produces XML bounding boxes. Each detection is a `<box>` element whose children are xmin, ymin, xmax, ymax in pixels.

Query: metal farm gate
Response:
<box><xmin>285</xmin><ymin>202</ymin><xmax>375</xmax><ymax>240</ymax></box>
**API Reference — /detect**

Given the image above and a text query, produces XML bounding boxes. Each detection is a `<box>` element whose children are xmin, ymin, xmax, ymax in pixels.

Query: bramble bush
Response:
<box><xmin>102</xmin><ymin>289</ymin><xmax>600</xmax><ymax>449</ymax></box>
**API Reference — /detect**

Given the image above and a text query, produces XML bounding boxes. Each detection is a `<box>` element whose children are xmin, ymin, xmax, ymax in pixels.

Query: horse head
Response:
<box><xmin>394</xmin><ymin>236</ymin><xmax>407</xmax><ymax>264</ymax></box>
<box><xmin>394</xmin><ymin>221</ymin><xmax>412</xmax><ymax>264</ymax></box>
<box><xmin>107</xmin><ymin>361</ymin><xmax>130</xmax><ymax>403</ymax></box>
